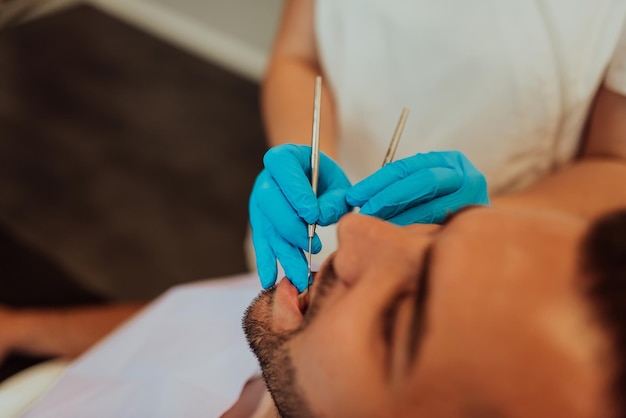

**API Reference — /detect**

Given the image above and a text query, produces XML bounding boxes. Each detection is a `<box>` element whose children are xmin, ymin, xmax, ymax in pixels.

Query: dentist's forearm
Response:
<box><xmin>262</xmin><ymin>57</ymin><xmax>338</xmax><ymax>158</ymax></box>
<box><xmin>492</xmin><ymin>157</ymin><xmax>626</xmax><ymax>221</ymax></box>
<box><xmin>261</xmin><ymin>0</ymin><xmax>339</xmax><ymax>159</ymax></box>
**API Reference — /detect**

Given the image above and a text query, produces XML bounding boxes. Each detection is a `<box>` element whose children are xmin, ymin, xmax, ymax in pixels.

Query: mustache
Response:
<box><xmin>296</xmin><ymin>257</ymin><xmax>338</xmax><ymax>331</ymax></box>
<box><xmin>243</xmin><ymin>256</ymin><xmax>340</xmax><ymax>352</ymax></box>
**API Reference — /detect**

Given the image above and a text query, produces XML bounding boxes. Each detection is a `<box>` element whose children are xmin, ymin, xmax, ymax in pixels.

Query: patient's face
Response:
<box><xmin>244</xmin><ymin>208</ymin><xmax>614</xmax><ymax>418</ymax></box>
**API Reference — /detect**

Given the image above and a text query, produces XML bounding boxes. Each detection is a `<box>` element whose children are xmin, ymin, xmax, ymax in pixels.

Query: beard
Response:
<box><xmin>242</xmin><ymin>261</ymin><xmax>338</xmax><ymax>418</ymax></box>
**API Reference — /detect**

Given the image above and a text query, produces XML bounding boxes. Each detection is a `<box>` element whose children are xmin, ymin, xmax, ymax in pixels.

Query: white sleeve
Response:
<box><xmin>606</xmin><ymin>16</ymin><xmax>626</xmax><ymax>95</ymax></box>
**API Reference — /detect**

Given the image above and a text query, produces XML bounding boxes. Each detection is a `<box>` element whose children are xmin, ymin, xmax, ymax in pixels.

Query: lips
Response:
<box><xmin>272</xmin><ymin>274</ymin><xmax>317</xmax><ymax>333</ymax></box>
<box><xmin>297</xmin><ymin>290</ymin><xmax>311</xmax><ymax>314</ymax></box>
<box><xmin>301</xmin><ymin>272</ymin><xmax>319</xmax><ymax>313</ymax></box>
<box><xmin>272</xmin><ymin>277</ymin><xmax>306</xmax><ymax>332</ymax></box>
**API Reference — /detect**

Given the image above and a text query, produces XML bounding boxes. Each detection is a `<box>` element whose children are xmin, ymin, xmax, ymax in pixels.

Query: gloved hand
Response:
<box><xmin>250</xmin><ymin>144</ymin><xmax>352</xmax><ymax>291</ymax></box>
<box><xmin>346</xmin><ymin>151</ymin><xmax>489</xmax><ymax>225</ymax></box>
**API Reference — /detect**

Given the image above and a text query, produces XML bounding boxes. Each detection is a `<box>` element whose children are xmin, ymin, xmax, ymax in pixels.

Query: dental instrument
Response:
<box><xmin>307</xmin><ymin>76</ymin><xmax>322</xmax><ymax>297</ymax></box>
<box><xmin>300</xmin><ymin>106</ymin><xmax>408</xmax><ymax>309</ymax></box>
<box><xmin>382</xmin><ymin>108</ymin><xmax>409</xmax><ymax>166</ymax></box>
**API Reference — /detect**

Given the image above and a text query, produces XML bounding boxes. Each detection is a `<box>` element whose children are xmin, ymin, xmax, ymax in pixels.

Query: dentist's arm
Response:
<box><xmin>262</xmin><ymin>0</ymin><xmax>339</xmax><ymax>158</ymax></box>
<box><xmin>251</xmin><ymin>0</ymin><xmax>352</xmax><ymax>290</ymax></box>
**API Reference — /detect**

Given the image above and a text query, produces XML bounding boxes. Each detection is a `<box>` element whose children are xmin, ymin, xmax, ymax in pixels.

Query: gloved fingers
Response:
<box><xmin>317</xmin><ymin>153</ymin><xmax>352</xmax><ymax>192</ymax></box>
<box><xmin>250</xmin><ymin>201</ymin><xmax>279</xmax><ymax>288</ymax></box>
<box><xmin>317</xmin><ymin>188</ymin><xmax>352</xmax><ymax>226</ymax></box>
<box><xmin>264</xmin><ymin>144</ymin><xmax>352</xmax><ymax>225</ymax></box>
<box><xmin>385</xmin><ymin>193</ymin><xmax>484</xmax><ymax>226</ymax></box>
<box><xmin>347</xmin><ymin>162</ymin><xmax>409</xmax><ymax>207</ymax></box>
<box><xmin>384</xmin><ymin>200</ymin><xmax>450</xmax><ymax>226</ymax></box>
<box><xmin>254</xmin><ymin>173</ymin><xmax>322</xmax><ymax>253</ymax></box>
<box><xmin>263</xmin><ymin>145</ymin><xmax>319</xmax><ymax>224</ymax></box>
<box><xmin>252</xmin><ymin>236</ymin><xmax>278</xmax><ymax>289</ymax></box>
<box><xmin>274</xmin><ymin>240</ymin><xmax>310</xmax><ymax>293</ymax></box>
<box><xmin>347</xmin><ymin>153</ymin><xmax>452</xmax><ymax>207</ymax></box>
<box><xmin>316</xmin><ymin>153</ymin><xmax>352</xmax><ymax>225</ymax></box>
<box><xmin>359</xmin><ymin>167</ymin><xmax>462</xmax><ymax>220</ymax></box>
<box><xmin>250</xmin><ymin>200</ymin><xmax>322</xmax><ymax>289</ymax></box>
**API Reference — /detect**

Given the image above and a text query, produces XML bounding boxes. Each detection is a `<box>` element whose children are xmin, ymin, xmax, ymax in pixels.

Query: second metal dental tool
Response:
<box><xmin>307</xmin><ymin>76</ymin><xmax>322</xmax><ymax>296</ymax></box>
<box><xmin>383</xmin><ymin>108</ymin><xmax>409</xmax><ymax>166</ymax></box>
<box><xmin>302</xmin><ymin>103</ymin><xmax>407</xmax><ymax>306</ymax></box>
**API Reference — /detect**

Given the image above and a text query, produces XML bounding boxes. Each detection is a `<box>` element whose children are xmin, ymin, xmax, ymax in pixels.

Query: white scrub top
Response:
<box><xmin>315</xmin><ymin>0</ymin><xmax>626</xmax><ymax>193</ymax></box>
<box><xmin>247</xmin><ymin>1</ymin><xmax>626</xmax><ymax>275</ymax></box>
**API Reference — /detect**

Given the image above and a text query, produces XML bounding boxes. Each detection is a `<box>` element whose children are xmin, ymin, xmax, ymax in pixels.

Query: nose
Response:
<box><xmin>333</xmin><ymin>213</ymin><xmax>433</xmax><ymax>286</ymax></box>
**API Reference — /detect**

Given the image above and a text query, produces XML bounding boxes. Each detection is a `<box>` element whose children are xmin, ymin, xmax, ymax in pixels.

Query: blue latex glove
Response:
<box><xmin>346</xmin><ymin>151</ymin><xmax>489</xmax><ymax>225</ymax></box>
<box><xmin>249</xmin><ymin>144</ymin><xmax>352</xmax><ymax>291</ymax></box>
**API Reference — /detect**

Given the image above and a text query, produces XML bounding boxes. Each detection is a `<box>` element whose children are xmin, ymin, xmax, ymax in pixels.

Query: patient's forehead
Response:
<box><xmin>429</xmin><ymin>207</ymin><xmax>589</xmax><ymax>300</ymax></box>
<box><xmin>431</xmin><ymin>207</ymin><xmax>589</xmax><ymax>247</ymax></box>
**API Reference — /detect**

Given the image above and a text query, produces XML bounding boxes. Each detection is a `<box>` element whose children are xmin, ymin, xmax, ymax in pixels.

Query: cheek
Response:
<box><xmin>289</xmin><ymin>306</ymin><xmax>390</xmax><ymax>416</ymax></box>
<box><xmin>424</xmin><ymin>266</ymin><xmax>530</xmax><ymax>374</ymax></box>
<box><xmin>415</xmin><ymin>268</ymin><xmax>577</xmax><ymax>415</ymax></box>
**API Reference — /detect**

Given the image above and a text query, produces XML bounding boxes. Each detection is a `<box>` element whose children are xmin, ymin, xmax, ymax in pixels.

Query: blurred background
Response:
<box><xmin>0</xmin><ymin>0</ymin><xmax>282</xmax><ymax>302</ymax></box>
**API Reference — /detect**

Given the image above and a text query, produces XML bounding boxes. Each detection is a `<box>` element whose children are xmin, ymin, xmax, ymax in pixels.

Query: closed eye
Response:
<box><xmin>382</xmin><ymin>290</ymin><xmax>412</xmax><ymax>377</ymax></box>
<box><xmin>440</xmin><ymin>205</ymin><xmax>482</xmax><ymax>226</ymax></box>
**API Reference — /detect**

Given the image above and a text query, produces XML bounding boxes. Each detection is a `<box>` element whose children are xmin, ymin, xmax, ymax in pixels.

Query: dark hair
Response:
<box><xmin>583</xmin><ymin>209</ymin><xmax>626</xmax><ymax>418</ymax></box>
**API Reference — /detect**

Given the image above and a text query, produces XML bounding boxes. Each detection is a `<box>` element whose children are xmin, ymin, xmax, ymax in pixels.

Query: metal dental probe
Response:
<box><xmin>306</xmin><ymin>76</ymin><xmax>322</xmax><ymax>299</ymax></box>
<box><xmin>382</xmin><ymin>108</ymin><xmax>409</xmax><ymax>166</ymax></box>
<box><xmin>299</xmin><ymin>104</ymin><xmax>408</xmax><ymax>309</ymax></box>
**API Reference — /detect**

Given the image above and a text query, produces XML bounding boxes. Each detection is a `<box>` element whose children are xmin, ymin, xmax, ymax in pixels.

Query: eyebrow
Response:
<box><xmin>440</xmin><ymin>204</ymin><xmax>482</xmax><ymax>226</ymax></box>
<box><xmin>404</xmin><ymin>205</ymin><xmax>481</xmax><ymax>368</ymax></box>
